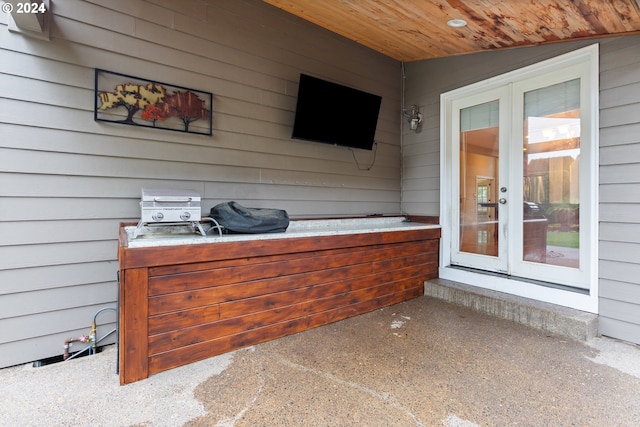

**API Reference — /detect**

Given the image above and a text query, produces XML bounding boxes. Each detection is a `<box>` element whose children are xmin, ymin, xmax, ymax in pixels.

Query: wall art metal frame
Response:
<box><xmin>94</xmin><ymin>69</ymin><xmax>213</xmax><ymax>135</ymax></box>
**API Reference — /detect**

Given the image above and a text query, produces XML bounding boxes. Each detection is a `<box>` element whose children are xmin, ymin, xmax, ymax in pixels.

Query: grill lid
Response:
<box><xmin>141</xmin><ymin>188</ymin><xmax>202</xmax><ymax>203</ymax></box>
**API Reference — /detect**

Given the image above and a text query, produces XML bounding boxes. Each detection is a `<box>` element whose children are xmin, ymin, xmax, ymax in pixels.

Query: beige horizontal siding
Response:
<box><xmin>0</xmin><ymin>0</ymin><xmax>400</xmax><ymax>367</ymax></box>
<box><xmin>598</xmin><ymin>36</ymin><xmax>640</xmax><ymax>344</ymax></box>
<box><xmin>0</xmin><ymin>262</ymin><xmax>117</xmax><ymax>295</ymax></box>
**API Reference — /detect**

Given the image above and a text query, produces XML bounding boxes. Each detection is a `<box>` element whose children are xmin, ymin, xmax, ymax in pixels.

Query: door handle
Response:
<box><xmin>499</xmin><ymin>198</ymin><xmax>507</xmax><ymax>204</ymax></box>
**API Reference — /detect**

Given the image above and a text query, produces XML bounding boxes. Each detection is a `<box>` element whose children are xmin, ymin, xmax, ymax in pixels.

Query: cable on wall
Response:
<box><xmin>350</xmin><ymin>140</ymin><xmax>378</xmax><ymax>171</ymax></box>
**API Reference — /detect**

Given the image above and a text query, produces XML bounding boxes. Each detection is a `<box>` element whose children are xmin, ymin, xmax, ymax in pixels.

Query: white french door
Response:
<box><xmin>441</xmin><ymin>45</ymin><xmax>599</xmax><ymax>311</ymax></box>
<box><xmin>451</xmin><ymin>87</ymin><xmax>510</xmax><ymax>274</ymax></box>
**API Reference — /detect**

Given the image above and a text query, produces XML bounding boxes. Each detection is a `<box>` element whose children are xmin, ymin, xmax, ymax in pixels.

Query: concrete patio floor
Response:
<box><xmin>2</xmin><ymin>296</ymin><xmax>639</xmax><ymax>426</ymax></box>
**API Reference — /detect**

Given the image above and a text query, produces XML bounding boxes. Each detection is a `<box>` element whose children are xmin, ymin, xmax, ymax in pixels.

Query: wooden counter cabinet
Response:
<box><xmin>118</xmin><ymin>220</ymin><xmax>440</xmax><ymax>384</ymax></box>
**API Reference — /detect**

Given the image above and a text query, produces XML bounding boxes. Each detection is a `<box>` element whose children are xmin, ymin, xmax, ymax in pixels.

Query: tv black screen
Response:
<box><xmin>291</xmin><ymin>74</ymin><xmax>382</xmax><ymax>150</ymax></box>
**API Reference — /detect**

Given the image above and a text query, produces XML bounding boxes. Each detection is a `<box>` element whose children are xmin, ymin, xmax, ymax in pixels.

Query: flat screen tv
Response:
<box><xmin>291</xmin><ymin>74</ymin><xmax>382</xmax><ymax>151</ymax></box>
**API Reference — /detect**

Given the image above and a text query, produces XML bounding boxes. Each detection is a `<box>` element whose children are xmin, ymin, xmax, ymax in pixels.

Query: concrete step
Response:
<box><xmin>424</xmin><ymin>278</ymin><xmax>598</xmax><ymax>342</ymax></box>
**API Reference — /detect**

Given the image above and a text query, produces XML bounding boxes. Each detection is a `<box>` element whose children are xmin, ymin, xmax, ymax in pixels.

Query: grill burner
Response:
<box><xmin>134</xmin><ymin>188</ymin><xmax>205</xmax><ymax>238</ymax></box>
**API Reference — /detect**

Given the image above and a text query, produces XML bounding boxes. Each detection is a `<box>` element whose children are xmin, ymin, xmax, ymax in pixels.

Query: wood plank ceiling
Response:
<box><xmin>262</xmin><ymin>0</ymin><xmax>640</xmax><ymax>61</ymax></box>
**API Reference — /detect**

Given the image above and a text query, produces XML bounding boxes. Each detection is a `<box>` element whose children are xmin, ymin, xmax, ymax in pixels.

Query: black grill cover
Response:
<box><xmin>209</xmin><ymin>201</ymin><xmax>289</xmax><ymax>234</ymax></box>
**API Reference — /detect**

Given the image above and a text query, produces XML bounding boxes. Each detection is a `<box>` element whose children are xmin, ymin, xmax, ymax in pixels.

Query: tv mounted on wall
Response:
<box><xmin>291</xmin><ymin>74</ymin><xmax>382</xmax><ymax>151</ymax></box>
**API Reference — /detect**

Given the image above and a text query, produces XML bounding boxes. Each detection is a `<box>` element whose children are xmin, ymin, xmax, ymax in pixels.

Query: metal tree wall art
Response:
<box><xmin>98</xmin><ymin>83</ymin><xmax>166</xmax><ymax>124</ymax></box>
<box><xmin>94</xmin><ymin>69</ymin><xmax>212</xmax><ymax>135</ymax></box>
<box><xmin>164</xmin><ymin>91</ymin><xmax>209</xmax><ymax>132</ymax></box>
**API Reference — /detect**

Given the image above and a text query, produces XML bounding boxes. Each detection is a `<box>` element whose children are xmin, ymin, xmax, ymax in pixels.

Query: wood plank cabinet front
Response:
<box><xmin>118</xmin><ymin>222</ymin><xmax>440</xmax><ymax>384</ymax></box>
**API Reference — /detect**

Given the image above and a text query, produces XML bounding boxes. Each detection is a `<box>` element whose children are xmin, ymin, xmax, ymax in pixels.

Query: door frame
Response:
<box><xmin>439</xmin><ymin>44</ymin><xmax>599</xmax><ymax>313</ymax></box>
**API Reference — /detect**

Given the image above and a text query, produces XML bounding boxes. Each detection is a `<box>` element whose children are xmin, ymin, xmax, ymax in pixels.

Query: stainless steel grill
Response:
<box><xmin>133</xmin><ymin>188</ymin><xmax>205</xmax><ymax>238</ymax></box>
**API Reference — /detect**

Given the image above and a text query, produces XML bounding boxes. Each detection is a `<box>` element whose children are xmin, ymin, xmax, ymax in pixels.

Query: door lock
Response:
<box><xmin>500</xmin><ymin>187</ymin><xmax>507</xmax><ymax>193</ymax></box>
<box><xmin>499</xmin><ymin>198</ymin><xmax>507</xmax><ymax>204</ymax></box>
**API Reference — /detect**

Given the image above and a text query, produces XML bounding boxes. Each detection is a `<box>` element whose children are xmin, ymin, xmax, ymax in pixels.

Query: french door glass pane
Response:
<box><xmin>522</xmin><ymin>79</ymin><xmax>580</xmax><ymax>268</ymax></box>
<box><xmin>459</xmin><ymin>101</ymin><xmax>499</xmax><ymax>256</ymax></box>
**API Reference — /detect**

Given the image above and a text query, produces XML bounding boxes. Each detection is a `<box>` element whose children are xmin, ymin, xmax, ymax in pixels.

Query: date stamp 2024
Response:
<box><xmin>1</xmin><ymin>2</ymin><xmax>47</xmax><ymax>14</ymax></box>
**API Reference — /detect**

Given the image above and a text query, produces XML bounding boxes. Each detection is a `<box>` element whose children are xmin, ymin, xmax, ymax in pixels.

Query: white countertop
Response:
<box><xmin>125</xmin><ymin>216</ymin><xmax>440</xmax><ymax>248</ymax></box>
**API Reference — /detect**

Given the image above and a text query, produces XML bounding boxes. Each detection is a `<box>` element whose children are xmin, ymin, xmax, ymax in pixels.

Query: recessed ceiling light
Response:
<box><xmin>447</xmin><ymin>19</ymin><xmax>467</xmax><ymax>28</ymax></box>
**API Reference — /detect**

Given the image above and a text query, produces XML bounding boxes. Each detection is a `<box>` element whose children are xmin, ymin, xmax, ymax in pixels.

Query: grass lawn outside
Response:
<box><xmin>546</xmin><ymin>231</ymin><xmax>579</xmax><ymax>248</ymax></box>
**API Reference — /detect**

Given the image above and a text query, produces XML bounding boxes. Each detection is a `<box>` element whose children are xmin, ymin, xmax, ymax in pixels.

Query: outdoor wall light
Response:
<box><xmin>403</xmin><ymin>105</ymin><xmax>423</xmax><ymax>131</ymax></box>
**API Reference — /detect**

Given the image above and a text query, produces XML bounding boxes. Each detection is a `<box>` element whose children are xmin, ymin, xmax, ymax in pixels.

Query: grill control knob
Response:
<box><xmin>180</xmin><ymin>211</ymin><xmax>191</xmax><ymax>221</ymax></box>
<box><xmin>152</xmin><ymin>212</ymin><xmax>164</xmax><ymax>221</ymax></box>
